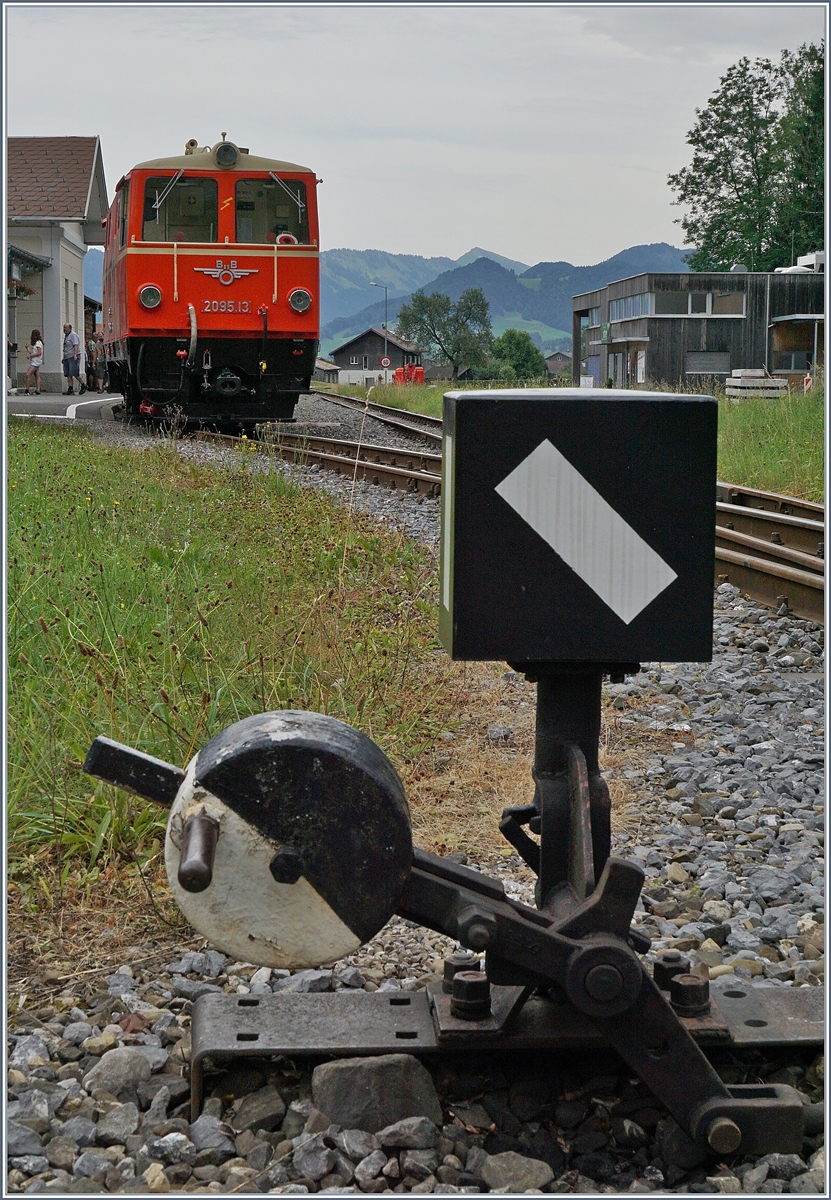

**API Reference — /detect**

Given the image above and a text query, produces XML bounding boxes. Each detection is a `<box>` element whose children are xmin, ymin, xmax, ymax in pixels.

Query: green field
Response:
<box><xmin>7</xmin><ymin>422</ymin><xmax>460</xmax><ymax>885</ymax></box>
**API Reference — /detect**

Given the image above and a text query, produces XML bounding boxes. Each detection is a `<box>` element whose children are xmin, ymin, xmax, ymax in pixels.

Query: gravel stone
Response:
<box><xmin>480</xmin><ymin>1150</ymin><xmax>554</xmax><ymax>1191</ymax></box>
<box><xmin>231</xmin><ymin>1085</ymin><xmax>287</xmax><ymax>1132</ymax></box>
<box><xmin>83</xmin><ymin>1046</ymin><xmax>152</xmax><ymax>1098</ymax></box>
<box><xmin>312</xmin><ymin>1054</ymin><xmax>442</xmax><ymax>1131</ymax></box>
<box><xmin>73</xmin><ymin>1151</ymin><xmax>112</xmax><ymax>1182</ymax></box>
<box><xmin>377</xmin><ymin>1117</ymin><xmax>439</xmax><ymax>1149</ymax></box>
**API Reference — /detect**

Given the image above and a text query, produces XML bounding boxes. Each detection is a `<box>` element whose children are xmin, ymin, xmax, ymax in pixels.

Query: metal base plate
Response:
<box><xmin>189</xmin><ymin>984</ymin><xmax>824</xmax><ymax>1119</ymax></box>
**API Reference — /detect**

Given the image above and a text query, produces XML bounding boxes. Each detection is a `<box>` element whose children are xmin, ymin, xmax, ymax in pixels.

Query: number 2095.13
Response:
<box><xmin>202</xmin><ymin>299</ymin><xmax>250</xmax><ymax>313</ymax></box>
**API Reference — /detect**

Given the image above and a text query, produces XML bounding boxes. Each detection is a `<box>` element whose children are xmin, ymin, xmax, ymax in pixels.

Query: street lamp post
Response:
<box><xmin>370</xmin><ymin>282</ymin><xmax>388</xmax><ymax>383</ymax></box>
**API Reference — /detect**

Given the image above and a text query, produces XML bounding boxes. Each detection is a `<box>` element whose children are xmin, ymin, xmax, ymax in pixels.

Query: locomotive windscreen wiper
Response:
<box><xmin>152</xmin><ymin>169</ymin><xmax>185</xmax><ymax>214</ymax></box>
<box><xmin>268</xmin><ymin>172</ymin><xmax>306</xmax><ymax>214</ymax></box>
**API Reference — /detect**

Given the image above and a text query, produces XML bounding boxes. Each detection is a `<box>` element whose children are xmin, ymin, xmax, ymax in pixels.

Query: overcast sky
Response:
<box><xmin>5</xmin><ymin>3</ymin><xmax>826</xmax><ymax>267</ymax></box>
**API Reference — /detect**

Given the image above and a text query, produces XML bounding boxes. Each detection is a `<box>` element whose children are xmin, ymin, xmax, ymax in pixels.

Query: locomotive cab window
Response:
<box><xmin>142</xmin><ymin>176</ymin><xmax>218</xmax><ymax>242</ymax></box>
<box><xmin>235</xmin><ymin>178</ymin><xmax>308</xmax><ymax>244</ymax></box>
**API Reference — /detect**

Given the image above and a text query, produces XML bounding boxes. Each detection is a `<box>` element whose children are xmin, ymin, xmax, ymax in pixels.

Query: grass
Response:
<box><xmin>716</xmin><ymin>377</ymin><xmax>824</xmax><ymax>503</ymax></box>
<box><xmin>7</xmin><ymin>420</ymin><xmax>470</xmax><ymax>902</ymax></box>
<box><xmin>319</xmin><ymin>373</ymin><xmax>825</xmax><ymax>503</ymax></box>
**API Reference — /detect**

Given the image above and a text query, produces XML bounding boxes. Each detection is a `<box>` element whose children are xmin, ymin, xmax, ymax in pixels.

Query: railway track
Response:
<box><xmin>198</xmin><ymin>402</ymin><xmax>825</xmax><ymax>623</ymax></box>
<box><xmin>311</xmin><ymin>388</ymin><xmax>443</xmax><ymax>445</ymax></box>
<box><xmin>715</xmin><ymin>481</ymin><xmax>824</xmax><ymax>624</ymax></box>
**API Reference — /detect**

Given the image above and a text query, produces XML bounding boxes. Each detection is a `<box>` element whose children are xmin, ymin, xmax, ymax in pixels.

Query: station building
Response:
<box><xmin>7</xmin><ymin>136</ymin><xmax>108</xmax><ymax>392</ymax></box>
<box><xmin>573</xmin><ymin>257</ymin><xmax>824</xmax><ymax>391</ymax></box>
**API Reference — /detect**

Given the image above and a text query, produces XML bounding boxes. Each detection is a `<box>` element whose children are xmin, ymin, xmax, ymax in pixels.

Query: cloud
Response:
<box><xmin>6</xmin><ymin>3</ymin><xmax>825</xmax><ymax>264</ymax></box>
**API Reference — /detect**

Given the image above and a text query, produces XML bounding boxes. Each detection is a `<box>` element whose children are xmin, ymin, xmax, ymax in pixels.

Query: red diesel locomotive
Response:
<box><xmin>102</xmin><ymin>137</ymin><xmax>320</xmax><ymax>425</ymax></box>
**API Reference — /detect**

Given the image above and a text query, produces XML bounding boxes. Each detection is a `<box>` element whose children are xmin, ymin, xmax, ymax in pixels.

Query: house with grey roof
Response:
<box><xmin>7</xmin><ymin>136</ymin><xmax>108</xmax><ymax>391</ymax></box>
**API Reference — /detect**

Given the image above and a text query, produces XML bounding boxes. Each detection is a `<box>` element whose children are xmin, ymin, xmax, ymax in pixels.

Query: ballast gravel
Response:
<box><xmin>8</xmin><ymin>404</ymin><xmax>825</xmax><ymax>1194</ymax></box>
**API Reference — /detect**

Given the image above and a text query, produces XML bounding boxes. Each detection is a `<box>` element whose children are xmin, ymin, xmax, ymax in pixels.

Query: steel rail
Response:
<box><xmin>311</xmin><ymin>389</ymin><xmax>443</xmax><ymax>444</ymax></box>
<box><xmin>715</xmin><ymin>547</ymin><xmax>824</xmax><ymax>624</ymax></box>
<box><xmin>717</xmin><ymin>481</ymin><xmax>823</xmax><ymax>523</ymax></box>
<box><xmin>717</xmin><ymin>503</ymin><xmax>824</xmax><ymax>559</ymax></box>
<box><xmin>194</xmin><ymin>430</ymin><xmax>442</xmax><ymax>495</ymax></box>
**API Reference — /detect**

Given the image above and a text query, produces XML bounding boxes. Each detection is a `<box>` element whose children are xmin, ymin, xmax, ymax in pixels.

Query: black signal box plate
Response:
<box><xmin>439</xmin><ymin>389</ymin><xmax>717</xmax><ymax>663</ymax></box>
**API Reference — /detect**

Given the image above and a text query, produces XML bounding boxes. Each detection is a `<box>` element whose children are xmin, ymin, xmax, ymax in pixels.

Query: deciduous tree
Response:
<box><xmin>395</xmin><ymin>288</ymin><xmax>492</xmax><ymax>382</ymax></box>
<box><xmin>668</xmin><ymin>43</ymin><xmax>824</xmax><ymax>270</ymax></box>
<box><xmin>490</xmin><ymin>329</ymin><xmax>548</xmax><ymax>380</ymax></box>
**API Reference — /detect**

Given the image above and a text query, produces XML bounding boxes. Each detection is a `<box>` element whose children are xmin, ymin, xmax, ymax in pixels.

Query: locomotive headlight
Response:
<box><xmin>139</xmin><ymin>285</ymin><xmax>162</xmax><ymax>310</ymax></box>
<box><xmin>215</xmin><ymin>141</ymin><xmax>238</xmax><ymax>168</ymax></box>
<box><xmin>288</xmin><ymin>288</ymin><xmax>312</xmax><ymax>313</ymax></box>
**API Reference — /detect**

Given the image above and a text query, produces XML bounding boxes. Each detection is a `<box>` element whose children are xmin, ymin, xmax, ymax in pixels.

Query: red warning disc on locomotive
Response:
<box><xmin>102</xmin><ymin>136</ymin><xmax>320</xmax><ymax>426</ymax></box>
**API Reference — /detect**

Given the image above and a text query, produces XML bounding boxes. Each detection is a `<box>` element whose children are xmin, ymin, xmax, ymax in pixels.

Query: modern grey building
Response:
<box><xmin>573</xmin><ymin>261</ymin><xmax>824</xmax><ymax>389</ymax></box>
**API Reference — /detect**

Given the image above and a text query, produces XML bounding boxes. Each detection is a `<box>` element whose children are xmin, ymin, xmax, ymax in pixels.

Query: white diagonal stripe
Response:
<box><xmin>495</xmin><ymin>439</ymin><xmax>677</xmax><ymax>624</ymax></box>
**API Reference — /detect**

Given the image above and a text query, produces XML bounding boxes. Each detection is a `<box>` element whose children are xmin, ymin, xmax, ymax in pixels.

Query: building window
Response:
<box><xmin>609</xmin><ymin>292</ymin><xmax>650</xmax><ymax>321</ymax></box>
<box><xmin>712</xmin><ymin>291</ymin><xmax>744</xmax><ymax>315</ymax></box>
<box><xmin>773</xmin><ymin>351</ymin><xmax>811</xmax><ymax>371</ymax></box>
<box><xmin>588</xmin><ymin>306</ymin><xmax>601</xmax><ymax>327</ymax></box>
<box><xmin>636</xmin><ymin>350</ymin><xmax>646</xmax><ymax>383</ymax></box>
<box><xmin>73</xmin><ymin>281</ymin><xmax>78</xmax><ymax>331</ymax></box>
<box><xmin>654</xmin><ymin>291</ymin><xmax>689</xmax><ymax>315</ymax></box>
<box><xmin>349</xmin><ymin>356</ymin><xmax>358</xmax><ymax>365</ymax></box>
<box><xmin>690</xmin><ymin>292</ymin><xmax>708</xmax><ymax>314</ymax></box>
<box><xmin>362</xmin><ymin>355</ymin><xmax>368</xmax><ymax>369</ymax></box>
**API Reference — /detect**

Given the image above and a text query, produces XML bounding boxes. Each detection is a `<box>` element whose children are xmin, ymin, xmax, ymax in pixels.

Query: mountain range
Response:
<box><xmin>319</xmin><ymin>243</ymin><xmax>690</xmax><ymax>357</ymax></box>
<box><xmin>83</xmin><ymin>241</ymin><xmax>691</xmax><ymax>356</ymax></box>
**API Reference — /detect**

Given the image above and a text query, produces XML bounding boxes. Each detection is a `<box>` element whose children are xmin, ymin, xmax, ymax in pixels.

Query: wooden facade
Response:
<box><xmin>573</xmin><ymin>271</ymin><xmax>824</xmax><ymax>389</ymax></box>
<box><xmin>330</xmin><ymin>327</ymin><xmax>421</xmax><ymax>372</ymax></box>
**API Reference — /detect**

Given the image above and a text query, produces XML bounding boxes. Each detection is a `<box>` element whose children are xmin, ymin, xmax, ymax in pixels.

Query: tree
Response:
<box><xmin>395</xmin><ymin>288</ymin><xmax>492</xmax><ymax>381</ymax></box>
<box><xmin>491</xmin><ymin>329</ymin><xmax>548</xmax><ymax>379</ymax></box>
<box><xmin>667</xmin><ymin>43</ymin><xmax>824</xmax><ymax>270</ymax></box>
<box><xmin>776</xmin><ymin>43</ymin><xmax>825</xmax><ymax>262</ymax></box>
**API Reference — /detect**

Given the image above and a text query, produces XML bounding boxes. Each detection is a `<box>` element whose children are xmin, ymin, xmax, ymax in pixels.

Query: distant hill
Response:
<box><xmin>321</xmin><ymin>243</ymin><xmax>689</xmax><ymax>356</ymax></box>
<box><xmin>84</xmin><ymin>248</ymin><xmax>103</xmax><ymax>303</ymax></box>
<box><xmin>455</xmin><ymin>246</ymin><xmax>529</xmax><ymax>274</ymax></box>
<box><xmin>320</xmin><ymin>246</ymin><xmax>530</xmax><ymax>325</ymax></box>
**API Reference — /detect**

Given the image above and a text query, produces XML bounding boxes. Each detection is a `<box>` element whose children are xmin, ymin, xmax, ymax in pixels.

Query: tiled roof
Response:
<box><xmin>8</xmin><ymin>136</ymin><xmax>100</xmax><ymax>219</ymax></box>
<box><xmin>332</xmin><ymin>326</ymin><xmax>421</xmax><ymax>355</ymax></box>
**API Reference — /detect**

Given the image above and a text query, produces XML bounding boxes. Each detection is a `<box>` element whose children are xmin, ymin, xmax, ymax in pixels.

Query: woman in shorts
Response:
<box><xmin>25</xmin><ymin>330</ymin><xmax>43</xmax><ymax>394</ymax></box>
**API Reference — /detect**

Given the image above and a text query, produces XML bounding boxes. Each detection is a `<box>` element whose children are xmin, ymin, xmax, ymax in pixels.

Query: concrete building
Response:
<box><xmin>573</xmin><ymin>260</ymin><xmax>824</xmax><ymax>390</ymax></box>
<box><xmin>7</xmin><ymin>136</ymin><xmax>108</xmax><ymax>392</ymax></box>
<box><xmin>329</xmin><ymin>327</ymin><xmax>421</xmax><ymax>386</ymax></box>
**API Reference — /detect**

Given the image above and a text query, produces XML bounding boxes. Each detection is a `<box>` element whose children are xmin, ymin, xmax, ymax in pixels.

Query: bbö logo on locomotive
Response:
<box><xmin>193</xmin><ymin>260</ymin><xmax>259</xmax><ymax>286</ymax></box>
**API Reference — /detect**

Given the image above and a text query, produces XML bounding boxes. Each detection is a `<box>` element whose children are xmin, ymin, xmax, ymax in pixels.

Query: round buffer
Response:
<box><xmin>164</xmin><ymin>711</ymin><xmax>412</xmax><ymax>968</ymax></box>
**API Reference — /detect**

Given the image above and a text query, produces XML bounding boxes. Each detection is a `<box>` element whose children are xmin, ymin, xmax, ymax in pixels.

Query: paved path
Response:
<box><xmin>7</xmin><ymin>393</ymin><xmax>123</xmax><ymax>421</ymax></box>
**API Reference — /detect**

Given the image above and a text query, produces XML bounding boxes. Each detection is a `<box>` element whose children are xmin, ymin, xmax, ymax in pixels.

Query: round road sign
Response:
<box><xmin>380</xmin><ymin>356</ymin><xmax>392</xmax><ymax>368</ymax></box>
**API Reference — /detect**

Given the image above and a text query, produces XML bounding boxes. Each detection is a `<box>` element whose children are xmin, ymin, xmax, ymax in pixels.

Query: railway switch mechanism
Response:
<box><xmin>84</xmin><ymin>390</ymin><xmax>821</xmax><ymax>1158</ymax></box>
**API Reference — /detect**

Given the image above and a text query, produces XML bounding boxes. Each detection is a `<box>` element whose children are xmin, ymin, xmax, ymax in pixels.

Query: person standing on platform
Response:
<box><xmin>63</xmin><ymin>323</ymin><xmax>85</xmax><ymax>396</ymax></box>
<box><xmin>25</xmin><ymin>329</ymin><xmax>43</xmax><ymax>394</ymax></box>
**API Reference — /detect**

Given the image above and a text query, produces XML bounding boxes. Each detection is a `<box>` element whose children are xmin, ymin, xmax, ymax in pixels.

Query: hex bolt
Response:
<box><xmin>653</xmin><ymin>951</ymin><xmax>691</xmax><ymax>991</ymax></box>
<box><xmin>178</xmin><ymin>812</ymin><xmax>219</xmax><ymax>893</ymax></box>
<box><xmin>450</xmin><ymin>970</ymin><xmax>492</xmax><ymax>1020</ymax></box>
<box><xmin>669</xmin><ymin>972</ymin><xmax>711</xmax><ymax>1017</ymax></box>
<box><xmin>443</xmin><ymin>950</ymin><xmax>481</xmax><ymax>994</ymax></box>
<box><xmin>706</xmin><ymin>1116</ymin><xmax>742</xmax><ymax>1155</ymax></box>
<box><xmin>456</xmin><ymin>905</ymin><xmax>497</xmax><ymax>951</ymax></box>
<box><xmin>584</xmin><ymin>963</ymin><xmax>624</xmax><ymax>1003</ymax></box>
<box><xmin>269</xmin><ymin>846</ymin><xmax>305</xmax><ymax>885</ymax></box>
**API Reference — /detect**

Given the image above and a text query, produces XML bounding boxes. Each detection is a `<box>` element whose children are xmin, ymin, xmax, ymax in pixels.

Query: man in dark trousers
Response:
<box><xmin>63</xmin><ymin>323</ymin><xmax>86</xmax><ymax>396</ymax></box>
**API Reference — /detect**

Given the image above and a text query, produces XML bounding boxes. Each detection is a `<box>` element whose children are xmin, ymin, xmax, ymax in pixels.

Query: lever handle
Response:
<box><xmin>178</xmin><ymin>812</ymin><xmax>219</xmax><ymax>893</ymax></box>
<box><xmin>83</xmin><ymin>736</ymin><xmax>184</xmax><ymax>807</ymax></box>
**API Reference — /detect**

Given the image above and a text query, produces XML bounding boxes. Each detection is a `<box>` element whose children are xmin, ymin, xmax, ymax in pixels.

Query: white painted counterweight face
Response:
<box><xmin>164</xmin><ymin>760</ymin><xmax>362</xmax><ymax>968</ymax></box>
